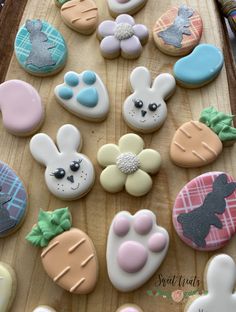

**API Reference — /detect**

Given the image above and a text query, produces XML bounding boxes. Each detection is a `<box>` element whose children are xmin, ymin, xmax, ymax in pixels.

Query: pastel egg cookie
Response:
<box><xmin>30</xmin><ymin>124</ymin><xmax>95</xmax><ymax>200</ymax></box>
<box><xmin>153</xmin><ymin>5</ymin><xmax>203</xmax><ymax>56</ymax></box>
<box><xmin>61</xmin><ymin>0</ymin><xmax>98</xmax><ymax>35</ymax></box>
<box><xmin>26</xmin><ymin>208</ymin><xmax>99</xmax><ymax>294</ymax></box>
<box><xmin>0</xmin><ymin>80</ymin><xmax>44</xmax><ymax>136</ymax></box>
<box><xmin>170</xmin><ymin>107</ymin><xmax>236</xmax><ymax>168</ymax></box>
<box><xmin>107</xmin><ymin>0</ymin><xmax>148</xmax><ymax>18</ymax></box>
<box><xmin>0</xmin><ymin>262</ymin><xmax>17</xmax><ymax>312</ymax></box>
<box><xmin>0</xmin><ymin>162</ymin><xmax>27</xmax><ymax>237</ymax></box>
<box><xmin>173</xmin><ymin>172</ymin><xmax>236</xmax><ymax>251</ymax></box>
<box><xmin>33</xmin><ymin>306</ymin><xmax>57</xmax><ymax>312</ymax></box>
<box><xmin>173</xmin><ymin>44</ymin><xmax>224</xmax><ymax>88</ymax></box>
<box><xmin>107</xmin><ymin>210</ymin><xmax>169</xmax><ymax>292</ymax></box>
<box><xmin>185</xmin><ymin>254</ymin><xmax>236</xmax><ymax>312</ymax></box>
<box><xmin>54</xmin><ymin>71</ymin><xmax>109</xmax><ymax>122</ymax></box>
<box><xmin>116</xmin><ymin>304</ymin><xmax>143</xmax><ymax>312</ymax></box>
<box><xmin>122</xmin><ymin>66</ymin><xmax>176</xmax><ymax>133</ymax></box>
<box><xmin>97</xmin><ymin>14</ymin><xmax>149</xmax><ymax>59</ymax></box>
<box><xmin>14</xmin><ymin>19</ymin><xmax>68</xmax><ymax>77</ymax></box>
<box><xmin>97</xmin><ymin>133</ymin><xmax>161</xmax><ymax>197</ymax></box>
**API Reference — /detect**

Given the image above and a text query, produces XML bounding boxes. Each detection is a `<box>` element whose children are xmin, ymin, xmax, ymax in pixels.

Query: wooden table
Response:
<box><xmin>0</xmin><ymin>0</ymin><xmax>236</xmax><ymax>311</ymax></box>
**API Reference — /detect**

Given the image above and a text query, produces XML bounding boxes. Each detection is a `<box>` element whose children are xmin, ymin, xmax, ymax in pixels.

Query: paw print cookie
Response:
<box><xmin>33</xmin><ymin>306</ymin><xmax>56</xmax><ymax>312</ymax></box>
<box><xmin>54</xmin><ymin>71</ymin><xmax>109</xmax><ymax>122</ymax></box>
<box><xmin>116</xmin><ymin>304</ymin><xmax>143</xmax><ymax>312</ymax></box>
<box><xmin>107</xmin><ymin>0</ymin><xmax>148</xmax><ymax>17</ymax></box>
<box><xmin>107</xmin><ymin>210</ymin><xmax>169</xmax><ymax>292</ymax></box>
<box><xmin>173</xmin><ymin>172</ymin><xmax>236</xmax><ymax>251</ymax></box>
<box><xmin>97</xmin><ymin>133</ymin><xmax>161</xmax><ymax>197</ymax></box>
<box><xmin>0</xmin><ymin>262</ymin><xmax>16</xmax><ymax>312</ymax></box>
<box><xmin>122</xmin><ymin>67</ymin><xmax>176</xmax><ymax>133</ymax></box>
<box><xmin>185</xmin><ymin>254</ymin><xmax>236</xmax><ymax>312</ymax></box>
<box><xmin>30</xmin><ymin>124</ymin><xmax>95</xmax><ymax>200</ymax></box>
<box><xmin>26</xmin><ymin>208</ymin><xmax>99</xmax><ymax>295</ymax></box>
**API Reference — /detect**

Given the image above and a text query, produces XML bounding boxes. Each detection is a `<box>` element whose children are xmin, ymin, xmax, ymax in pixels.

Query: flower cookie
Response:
<box><xmin>61</xmin><ymin>0</ymin><xmax>98</xmax><ymax>35</ymax></box>
<box><xmin>97</xmin><ymin>14</ymin><xmax>149</xmax><ymax>59</ymax></box>
<box><xmin>0</xmin><ymin>80</ymin><xmax>44</xmax><ymax>136</ymax></box>
<box><xmin>54</xmin><ymin>71</ymin><xmax>109</xmax><ymax>122</ymax></box>
<box><xmin>97</xmin><ymin>133</ymin><xmax>161</xmax><ymax>197</ymax></box>
<box><xmin>170</xmin><ymin>107</ymin><xmax>236</xmax><ymax>168</ymax></box>
<box><xmin>33</xmin><ymin>306</ymin><xmax>57</xmax><ymax>312</ymax></box>
<box><xmin>173</xmin><ymin>44</ymin><xmax>224</xmax><ymax>88</ymax></box>
<box><xmin>0</xmin><ymin>262</ymin><xmax>17</xmax><ymax>312</ymax></box>
<box><xmin>26</xmin><ymin>208</ymin><xmax>99</xmax><ymax>295</ymax></box>
<box><xmin>122</xmin><ymin>67</ymin><xmax>176</xmax><ymax>133</ymax></box>
<box><xmin>116</xmin><ymin>304</ymin><xmax>143</xmax><ymax>312</ymax></box>
<box><xmin>30</xmin><ymin>124</ymin><xmax>95</xmax><ymax>200</ymax></box>
<box><xmin>107</xmin><ymin>210</ymin><xmax>169</xmax><ymax>292</ymax></box>
<box><xmin>173</xmin><ymin>172</ymin><xmax>236</xmax><ymax>251</ymax></box>
<box><xmin>107</xmin><ymin>0</ymin><xmax>148</xmax><ymax>17</ymax></box>
<box><xmin>153</xmin><ymin>5</ymin><xmax>203</xmax><ymax>56</ymax></box>
<box><xmin>14</xmin><ymin>19</ymin><xmax>68</xmax><ymax>76</ymax></box>
<box><xmin>185</xmin><ymin>254</ymin><xmax>236</xmax><ymax>312</ymax></box>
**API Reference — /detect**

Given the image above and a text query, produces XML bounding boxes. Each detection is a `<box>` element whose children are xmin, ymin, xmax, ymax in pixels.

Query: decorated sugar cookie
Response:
<box><xmin>30</xmin><ymin>124</ymin><xmax>95</xmax><ymax>200</ymax></box>
<box><xmin>122</xmin><ymin>67</ymin><xmax>176</xmax><ymax>133</ymax></box>
<box><xmin>97</xmin><ymin>14</ymin><xmax>149</xmax><ymax>59</ymax></box>
<box><xmin>0</xmin><ymin>262</ymin><xmax>16</xmax><ymax>312</ymax></box>
<box><xmin>185</xmin><ymin>254</ymin><xmax>236</xmax><ymax>312</ymax></box>
<box><xmin>26</xmin><ymin>208</ymin><xmax>98</xmax><ymax>294</ymax></box>
<box><xmin>173</xmin><ymin>44</ymin><xmax>224</xmax><ymax>88</ymax></box>
<box><xmin>153</xmin><ymin>5</ymin><xmax>203</xmax><ymax>56</ymax></box>
<box><xmin>61</xmin><ymin>0</ymin><xmax>98</xmax><ymax>35</ymax></box>
<box><xmin>107</xmin><ymin>210</ymin><xmax>169</xmax><ymax>292</ymax></box>
<box><xmin>107</xmin><ymin>0</ymin><xmax>148</xmax><ymax>17</ymax></box>
<box><xmin>173</xmin><ymin>172</ymin><xmax>236</xmax><ymax>251</ymax></box>
<box><xmin>54</xmin><ymin>71</ymin><xmax>109</xmax><ymax>122</ymax></box>
<box><xmin>14</xmin><ymin>19</ymin><xmax>67</xmax><ymax>76</ymax></box>
<box><xmin>0</xmin><ymin>80</ymin><xmax>44</xmax><ymax>136</ymax></box>
<box><xmin>116</xmin><ymin>304</ymin><xmax>143</xmax><ymax>312</ymax></box>
<box><xmin>54</xmin><ymin>0</ymin><xmax>70</xmax><ymax>7</ymax></box>
<box><xmin>97</xmin><ymin>133</ymin><xmax>161</xmax><ymax>197</ymax></box>
<box><xmin>33</xmin><ymin>306</ymin><xmax>57</xmax><ymax>312</ymax></box>
<box><xmin>170</xmin><ymin>107</ymin><xmax>236</xmax><ymax>168</ymax></box>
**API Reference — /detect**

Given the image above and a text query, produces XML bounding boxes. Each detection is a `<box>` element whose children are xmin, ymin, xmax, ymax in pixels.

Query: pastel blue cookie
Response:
<box><xmin>14</xmin><ymin>19</ymin><xmax>68</xmax><ymax>76</ymax></box>
<box><xmin>173</xmin><ymin>44</ymin><xmax>224</xmax><ymax>88</ymax></box>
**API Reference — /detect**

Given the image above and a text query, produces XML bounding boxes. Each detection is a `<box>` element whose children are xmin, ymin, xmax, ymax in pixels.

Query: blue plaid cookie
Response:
<box><xmin>14</xmin><ymin>19</ymin><xmax>68</xmax><ymax>76</ymax></box>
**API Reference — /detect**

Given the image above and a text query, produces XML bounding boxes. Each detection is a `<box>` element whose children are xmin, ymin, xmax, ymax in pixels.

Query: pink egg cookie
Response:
<box><xmin>173</xmin><ymin>172</ymin><xmax>236</xmax><ymax>251</ymax></box>
<box><xmin>0</xmin><ymin>80</ymin><xmax>44</xmax><ymax>136</ymax></box>
<box><xmin>116</xmin><ymin>304</ymin><xmax>143</xmax><ymax>312</ymax></box>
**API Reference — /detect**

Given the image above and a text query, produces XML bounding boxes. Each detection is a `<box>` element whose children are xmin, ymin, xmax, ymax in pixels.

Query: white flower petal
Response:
<box><xmin>125</xmin><ymin>169</ymin><xmax>152</xmax><ymax>196</ymax></box>
<box><xmin>100</xmin><ymin>165</ymin><xmax>126</xmax><ymax>193</ymax></box>
<box><xmin>118</xmin><ymin>133</ymin><xmax>144</xmax><ymax>155</ymax></box>
<box><xmin>97</xmin><ymin>144</ymin><xmax>120</xmax><ymax>167</ymax></box>
<box><xmin>138</xmin><ymin>149</ymin><xmax>162</xmax><ymax>174</ymax></box>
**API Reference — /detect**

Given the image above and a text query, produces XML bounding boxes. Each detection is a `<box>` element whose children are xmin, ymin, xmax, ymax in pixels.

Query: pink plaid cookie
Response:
<box><xmin>173</xmin><ymin>172</ymin><xmax>236</xmax><ymax>251</ymax></box>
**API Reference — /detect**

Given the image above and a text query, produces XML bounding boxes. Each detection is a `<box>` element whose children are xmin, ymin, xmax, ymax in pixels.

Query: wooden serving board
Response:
<box><xmin>1</xmin><ymin>0</ymin><xmax>236</xmax><ymax>311</ymax></box>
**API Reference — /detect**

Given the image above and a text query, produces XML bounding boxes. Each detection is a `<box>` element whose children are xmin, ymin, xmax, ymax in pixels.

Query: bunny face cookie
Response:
<box><xmin>30</xmin><ymin>124</ymin><xmax>95</xmax><ymax>200</ymax></box>
<box><xmin>186</xmin><ymin>254</ymin><xmax>236</xmax><ymax>312</ymax></box>
<box><xmin>0</xmin><ymin>262</ymin><xmax>16</xmax><ymax>312</ymax></box>
<box><xmin>122</xmin><ymin>67</ymin><xmax>176</xmax><ymax>133</ymax></box>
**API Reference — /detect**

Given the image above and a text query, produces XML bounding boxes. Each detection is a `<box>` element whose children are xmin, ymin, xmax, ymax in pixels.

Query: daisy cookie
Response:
<box><xmin>0</xmin><ymin>262</ymin><xmax>17</xmax><ymax>312</ymax></box>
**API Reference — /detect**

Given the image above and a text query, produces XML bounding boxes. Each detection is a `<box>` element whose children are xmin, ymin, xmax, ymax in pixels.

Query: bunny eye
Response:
<box><xmin>70</xmin><ymin>160</ymin><xmax>82</xmax><ymax>172</ymax></box>
<box><xmin>50</xmin><ymin>168</ymin><xmax>65</xmax><ymax>179</ymax></box>
<box><xmin>148</xmin><ymin>103</ymin><xmax>161</xmax><ymax>112</ymax></box>
<box><xmin>133</xmin><ymin>99</ymin><xmax>143</xmax><ymax>109</ymax></box>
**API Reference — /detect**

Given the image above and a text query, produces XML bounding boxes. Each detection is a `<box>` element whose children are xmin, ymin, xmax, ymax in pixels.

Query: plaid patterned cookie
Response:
<box><xmin>173</xmin><ymin>172</ymin><xmax>236</xmax><ymax>251</ymax></box>
<box><xmin>153</xmin><ymin>5</ymin><xmax>203</xmax><ymax>56</ymax></box>
<box><xmin>14</xmin><ymin>19</ymin><xmax>68</xmax><ymax>76</ymax></box>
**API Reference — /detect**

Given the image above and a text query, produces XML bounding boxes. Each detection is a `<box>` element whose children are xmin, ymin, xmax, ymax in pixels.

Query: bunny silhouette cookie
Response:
<box><xmin>173</xmin><ymin>172</ymin><xmax>236</xmax><ymax>251</ymax></box>
<box><xmin>122</xmin><ymin>67</ymin><xmax>176</xmax><ymax>133</ymax></box>
<box><xmin>186</xmin><ymin>254</ymin><xmax>236</xmax><ymax>312</ymax></box>
<box><xmin>15</xmin><ymin>19</ymin><xmax>67</xmax><ymax>76</ymax></box>
<box><xmin>30</xmin><ymin>124</ymin><xmax>95</xmax><ymax>200</ymax></box>
<box><xmin>0</xmin><ymin>262</ymin><xmax>17</xmax><ymax>312</ymax></box>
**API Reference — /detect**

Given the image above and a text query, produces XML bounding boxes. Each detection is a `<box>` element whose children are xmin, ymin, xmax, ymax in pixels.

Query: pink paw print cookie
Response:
<box><xmin>107</xmin><ymin>210</ymin><xmax>169</xmax><ymax>292</ymax></box>
<box><xmin>116</xmin><ymin>304</ymin><xmax>143</xmax><ymax>312</ymax></box>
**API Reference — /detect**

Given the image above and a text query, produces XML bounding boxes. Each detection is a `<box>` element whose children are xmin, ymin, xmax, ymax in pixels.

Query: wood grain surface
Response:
<box><xmin>1</xmin><ymin>0</ymin><xmax>236</xmax><ymax>311</ymax></box>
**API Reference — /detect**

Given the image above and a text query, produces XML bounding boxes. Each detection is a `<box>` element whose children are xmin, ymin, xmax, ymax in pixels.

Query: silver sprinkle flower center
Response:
<box><xmin>114</xmin><ymin>23</ymin><xmax>134</xmax><ymax>41</ymax></box>
<box><xmin>116</xmin><ymin>152</ymin><xmax>140</xmax><ymax>174</ymax></box>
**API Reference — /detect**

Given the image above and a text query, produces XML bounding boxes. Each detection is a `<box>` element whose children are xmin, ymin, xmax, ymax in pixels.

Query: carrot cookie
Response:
<box><xmin>107</xmin><ymin>0</ymin><xmax>148</xmax><ymax>17</ymax></box>
<box><xmin>153</xmin><ymin>5</ymin><xmax>203</xmax><ymax>56</ymax></box>
<box><xmin>0</xmin><ymin>262</ymin><xmax>17</xmax><ymax>312</ymax></box>
<box><xmin>26</xmin><ymin>208</ymin><xmax>99</xmax><ymax>295</ymax></box>
<box><xmin>116</xmin><ymin>304</ymin><xmax>143</xmax><ymax>312</ymax></box>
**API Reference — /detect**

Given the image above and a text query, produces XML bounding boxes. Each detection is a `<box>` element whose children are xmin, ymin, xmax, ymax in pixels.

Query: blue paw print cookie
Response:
<box><xmin>54</xmin><ymin>71</ymin><xmax>109</xmax><ymax>121</ymax></box>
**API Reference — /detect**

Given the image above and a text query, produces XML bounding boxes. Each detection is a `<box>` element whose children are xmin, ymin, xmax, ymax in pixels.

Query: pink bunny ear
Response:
<box><xmin>34</xmin><ymin>19</ymin><xmax>43</xmax><ymax>31</ymax></box>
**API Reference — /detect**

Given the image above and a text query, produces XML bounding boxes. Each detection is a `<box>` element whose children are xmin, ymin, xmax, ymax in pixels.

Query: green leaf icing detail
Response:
<box><xmin>26</xmin><ymin>208</ymin><xmax>72</xmax><ymax>248</ymax></box>
<box><xmin>199</xmin><ymin>107</ymin><xmax>236</xmax><ymax>141</ymax></box>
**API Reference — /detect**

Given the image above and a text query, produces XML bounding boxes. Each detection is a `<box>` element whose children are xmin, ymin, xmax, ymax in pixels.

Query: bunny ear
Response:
<box><xmin>30</xmin><ymin>133</ymin><xmax>60</xmax><ymax>167</ymax></box>
<box><xmin>152</xmin><ymin>73</ymin><xmax>176</xmax><ymax>100</ymax></box>
<box><xmin>25</xmin><ymin>20</ymin><xmax>34</xmax><ymax>33</ymax></box>
<box><xmin>34</xmin><ymin>19</ymin><xmax>43</xmax><ymax>31</ymax></box>
<box><xmin>56</xmin><ymin>124</ymin><xmax>82</xmax><ymax>154</ymax></box>
<box><xmin>130</xmin><ymin>67</ymin><xmax>152</xmax><ymax>92</ymax></box>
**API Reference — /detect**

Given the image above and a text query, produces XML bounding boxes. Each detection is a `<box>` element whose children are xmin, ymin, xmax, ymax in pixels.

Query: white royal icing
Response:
<box><xmin>0</xmin><ymin>264</ymin><xmax>14</xmax><ymax>312</ymax></box>
<box><xmin>33</xmin><ymin>306</ymin><xmax>57</xmax><ymax>312</ymax></box>
<box><xmin>107</xmin><ymin>0</ymin><xmax>147</xmax><ymax>16</ymax></box>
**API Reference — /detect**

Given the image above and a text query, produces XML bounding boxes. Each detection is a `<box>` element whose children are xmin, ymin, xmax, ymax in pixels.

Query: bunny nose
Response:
<box><xmin>67</xmin><ymin>175</ymin><xmax>74</xmax><ymax>183</ymax></box>
<box><xmin>141</xmin><ymin>110</ymin><xmax>147</xmax><ymax>117</ymax></box>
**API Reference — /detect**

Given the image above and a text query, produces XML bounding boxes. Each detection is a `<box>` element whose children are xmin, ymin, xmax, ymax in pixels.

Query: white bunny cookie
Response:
<box><xmin>30</xmin><ymin>124</ymin><xmax>95</xmax><ymax>200</ymax></box>
<box><xmin>0</xmin><ymin>262</ymin><xmax>16</xmax><ymax>312</ymax></box>
<box><xmin>186</xmin><ymin>254</ymin><xmax>236</xmax><ymax>312</ymax></box>
<box><xmin>122</xmin><ymin>67</ymin><xmax>176</xmax><ymax>133</ymax></box>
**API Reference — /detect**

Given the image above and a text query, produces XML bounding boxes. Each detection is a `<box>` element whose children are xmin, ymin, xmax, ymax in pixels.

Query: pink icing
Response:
<box><xmin>133</xmin><ymin>213</ymin><xmax>153</xmax><ymax>235</ymax></box>
<box><xmin>148</xmin><ymin>233</ymin><xmax>167</xmax><ymax>252</ymax></box>
<box><xmin>0</xmin><ymin>80</ymin><xmax>43</xmax><ymax>135</ymax></box>
<box><xmin>113</xmin><ymin>216</ymin><xmax>130</xmax><ymax>236</ymax></box>
<box><xmin>117</xmin><ymin>0</ymin><xmax>130</xmax><ymax>3</ymax></box>
<box><xmin>120</xmin><ymin>308</ymin><xmax>139</xmax><ymax>312</ymax></box>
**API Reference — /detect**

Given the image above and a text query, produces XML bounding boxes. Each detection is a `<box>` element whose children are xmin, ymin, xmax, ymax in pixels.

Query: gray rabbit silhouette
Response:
<box><xmin>158</xmin><ymin>5</ymin><xmax>194</xmax><ymax>48</ymax></box>
<box><xmin>0</xmin><ymin>186</ymin><xmax>16</xmax><ymax>233</ymax></box>
<box><xmin>177</xmin><ymin>174</ymin><xmax>236</xmax><ymax>248</ymax></box>
<box><xmin>26</xmin><ymin>19</ymin><xmax>56</xmax><ymax>68</ymax></box>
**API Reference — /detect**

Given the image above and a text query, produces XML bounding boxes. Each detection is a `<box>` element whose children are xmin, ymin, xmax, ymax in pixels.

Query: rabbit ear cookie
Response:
<box><xmin>0</xmin><ymin>262</ymin><xmax>17</xmax><ymax>312</ymax></box>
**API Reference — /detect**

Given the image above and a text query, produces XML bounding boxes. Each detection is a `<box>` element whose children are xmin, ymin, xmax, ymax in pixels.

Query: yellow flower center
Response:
<box><xmin>116</xmin><ymin>152</ymin><xmax>140</xmax><ymax>174</ymax></box>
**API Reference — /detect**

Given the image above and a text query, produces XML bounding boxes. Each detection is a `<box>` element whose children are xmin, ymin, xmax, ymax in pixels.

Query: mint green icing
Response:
<box><xmin>199</xmin><ymin>107</ymin><xmax>236</xmax><ymax>142</ymax></box>
<box><xmin>26</xmin><ymin>208</ymin><xmax>72</xmax><ymax>247</ymax></box>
